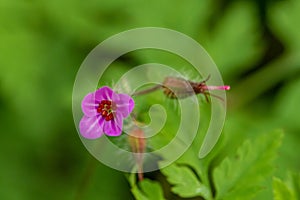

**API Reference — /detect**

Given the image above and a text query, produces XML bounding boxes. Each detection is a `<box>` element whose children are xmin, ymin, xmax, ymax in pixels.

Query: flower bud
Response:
<box><xmin>128</xmin><ymin>127</ymin><xmax>146</xmax><ymax>181</ymax></box>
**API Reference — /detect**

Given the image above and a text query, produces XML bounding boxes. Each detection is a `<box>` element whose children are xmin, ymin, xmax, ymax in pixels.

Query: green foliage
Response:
<box><xmin>273</xmin><ymin>177</ymin><xmax>294</xmax><ymax>200</ymax></box>
<box><xmin>131</xmin><ymin>179</ymin><xmax>165</xmax><ymax>200</ymax></box>
<box><xmin>213</xmin><ymin>130</ymin><xmax>283</xmax><ymax>200</ymax></box>
<box><xmin>157</xmin><ymin>129</ymin><xmax>283</xmax><ymax>200</ymax></box>
<box><xmin>273</xmin><ymin>173</ymin><xmax>300</xmax><ymax>200</ymax></box>
<box><xmin>161</xmin><ymin>163</ymin><xmax>210</xmax><ymax>199</ymax></box>
<box><xmin>1</xmin><ymin>0</ymin><xmax>300</xmax><ymax>199</ymax></box>
<box><xmin>204</xmin><ymin>1</ymin><xmax>264</xmax><ymax>78</ymax></box>
<box><xmin>274</xmin><ymin>78</ymin><xmax>300</xmax><ymax>130</ymax></box>
<box><xmin>270</xmin><ymin>0</ymin><xmax>300</xmax><ymax>51</ymax></box>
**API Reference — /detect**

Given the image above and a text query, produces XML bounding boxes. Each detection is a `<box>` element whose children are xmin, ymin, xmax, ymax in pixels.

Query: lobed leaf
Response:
<box><xmin>213</xmin><ymin>130</ymin><xmax>283</xmax><ymax>200</ymax></box>
<box><xmin>131</xmin><ymin>179</ymin><xmax>165</xmax><ymax>200</ymax></box>
<box><xmin>273</xmin><ymin>177</ymin><xmax>294</xmax><ymax>200</ymax></box>
<box><xmin>161</xmin><ymin>163</ymin><xmax>211</xmax><ymax>199</ymax></box>
<box><xmin>273</xmin><ymin>173</ymin><xmax>300</xmax><ymax>200</ymax></box>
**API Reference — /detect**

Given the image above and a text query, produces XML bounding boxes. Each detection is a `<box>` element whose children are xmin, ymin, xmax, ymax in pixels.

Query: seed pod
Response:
<box><xmin>162</xmin><ymin>76</ymin><xmax>195</xmax><ymax>99</ymax></box>
<box><xmin>132</xmin><ymin>76</ymin><xmax>230</xmax><ymax>101</ymax></box>
<box><xmin>162</xmin><ymin>76</ymin><xmax>230</xmax><ymax>101</ymax></box>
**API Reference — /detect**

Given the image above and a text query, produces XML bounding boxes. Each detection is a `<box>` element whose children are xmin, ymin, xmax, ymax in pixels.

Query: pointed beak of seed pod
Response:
<box><xmin>204</xmin><ymin>85</ymin><xmax>230</xmax><ymax>91</ymax></box>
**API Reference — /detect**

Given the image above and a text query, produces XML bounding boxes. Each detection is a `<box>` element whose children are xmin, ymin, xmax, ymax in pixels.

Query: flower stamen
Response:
<box><xmin>97</xmin><ymin>100</ymin><xmax>115</xmax><ymax>121</ymax></box>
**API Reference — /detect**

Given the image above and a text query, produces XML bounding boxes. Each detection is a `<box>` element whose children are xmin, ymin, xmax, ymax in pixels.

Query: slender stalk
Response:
<box><xmin>137</xmin><ymin>153</ymin><xmax>144</xmax><ymax>181</ymax></box>
<box><xmin>132</xmin><ymin>85</ymin><xmax>162</xmax><ymax>96</ymax></box>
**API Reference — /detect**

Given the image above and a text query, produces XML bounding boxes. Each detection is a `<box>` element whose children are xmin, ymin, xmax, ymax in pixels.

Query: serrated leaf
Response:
<box><xmin>131</xmin><ymin>179</ymin><xmax>165</xmax><ymax>200</ymax></box>
<box><xmin>273</xmin><ymin>173</ymin><xmax>300</xmax><ymax>200</ymax></box>
<box><xmin>273</xmin><ymin>177</ymin><xmax>294</xmax><ymax>200</ymax></box>
<box><xmin>156</xmin><ymin>104</ymin><xmax>216</xmax><ymax>200</ymax></box>
<box><xmin>161</xmin><ymin>164</ymin><xmax>211</xmax><ymax>199</ymax></box>
<box><xmin>290</xmin><ymin>173</ymin><xmax>300</xmax><ymax>200</ymax></box>
<box><xmin>213</xmin><ymin>130</ymin><xmax>283</xmax><ymax>200</ymax></box>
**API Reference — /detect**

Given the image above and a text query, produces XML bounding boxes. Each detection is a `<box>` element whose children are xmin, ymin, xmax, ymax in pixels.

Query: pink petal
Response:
<box><xmin>103</xmin><ymin>113</ymin><xmax>123</xmax><ymax>136</ymax></box>
<box><xmin>113</xmin><ymin>93</ymin><xmax>135</xmax><ymax>118</ymax></box>
<box><xmin>81</xmin><ymin>93</ymin><xmax>99</xmax><ymax>117</ymax></box>
<box><xmin>95</xmin><ymin>86</ymin><xmax>114</xmax><ymax>101</ymax></box>
<box><xmin>79</xmin><ymin>115</ymin><xmax>104</xmax><ymax>139</ymax></box>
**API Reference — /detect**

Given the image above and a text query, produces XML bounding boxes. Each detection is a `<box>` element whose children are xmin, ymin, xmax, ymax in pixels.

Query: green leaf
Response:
<box><xmin>161</xmin><ymin>164</ymin><xmax>211</xmax><ymax>199</ymax></box>
<box><xmin>273</xmin><ymin>173</ymin><xmax>300</xmax><ymax>200</ymax></box>
<box><xmin>157</xmin><ymin>104</ymin><xmax>215</xmax><ymax>200</ymax></box>
<box><xmin>274</xmin><ymin>77</ymin><xmax>300</xmax><ymax>130</ymax></box>
<box><xmin>204</xmin><ymin>1</ymin><xmax>264</xmax><ymax>78</ymax></box>
<box><xmin>213</xmin><ymin>130</ymin><xmax>283</xmax><ymax>200</ymax></box>
<box><xmin>290</xmin><ymin>173</ymin><xmax>300</xmax><ymax>200</ymax></box>
<box><xmin>131</xmin><ymin>179</ymin><xmax>165</xmax><ymax>200</ymax></box>
<box><xmin>270</xmin><ymin>0</ymin><xmax>300</xmax><ymax>51</ymax></box>
<box><xmin>273</xmin><ymin>177</ymin><xmax>294</xmax><ymax>200</ymax></box>
<box><xmin>124</xmin><ymin>0</ymin><xmax>210</xmax><ymax>37</ymax></box>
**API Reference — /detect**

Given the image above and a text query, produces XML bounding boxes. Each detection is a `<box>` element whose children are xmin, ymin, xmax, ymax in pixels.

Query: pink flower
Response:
<box><xmin>79</xmin><ymin>86</ymin><xmax>134</xmax><ymax>139</ymax></box>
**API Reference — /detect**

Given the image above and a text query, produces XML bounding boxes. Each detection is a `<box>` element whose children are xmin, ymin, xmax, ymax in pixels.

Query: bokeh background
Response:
<box><xmin>1</xmin><ymin>0</ymin><xmax>299</xmax><ymax>199</ymax></box>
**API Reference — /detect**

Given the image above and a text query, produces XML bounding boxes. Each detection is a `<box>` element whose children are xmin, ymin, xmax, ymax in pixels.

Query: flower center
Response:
<box><xmin>97</xmin><ymin>100</ymin><xmax>114</xmax><ymax>121</ymax></box>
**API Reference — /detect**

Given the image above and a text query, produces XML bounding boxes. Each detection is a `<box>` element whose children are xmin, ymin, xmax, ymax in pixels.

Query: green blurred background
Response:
<box><xmin>1</xmin><ymin>0</ymin><xmax>299</xmax><ymax>199</ymax></box>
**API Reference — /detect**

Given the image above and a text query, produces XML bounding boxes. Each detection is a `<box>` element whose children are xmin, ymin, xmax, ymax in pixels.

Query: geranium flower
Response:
<box><xmin>79</xmin><ymin>86</ymin><xmax>134</xmax><ymax>139</ymax></box>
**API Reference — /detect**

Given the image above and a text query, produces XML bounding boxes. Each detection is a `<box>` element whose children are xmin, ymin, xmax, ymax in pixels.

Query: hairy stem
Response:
<box><xmin>132</xmin><ymin>84</ymin><xmax>162</xmax><ymax>96</ymax></box>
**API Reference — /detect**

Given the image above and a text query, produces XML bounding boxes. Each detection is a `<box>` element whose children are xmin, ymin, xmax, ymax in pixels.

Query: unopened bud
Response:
<box><xmin>128</xmin><ymin>127</ymin><xmax>146</xmax><ymax>181</ymax></box>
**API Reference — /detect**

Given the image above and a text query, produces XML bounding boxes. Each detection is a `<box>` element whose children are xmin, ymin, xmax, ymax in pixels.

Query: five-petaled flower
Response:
<box><xmin>79</xmin><ymin>86</ymin><xmax>134</xmax><ymax>139</ymax></box>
